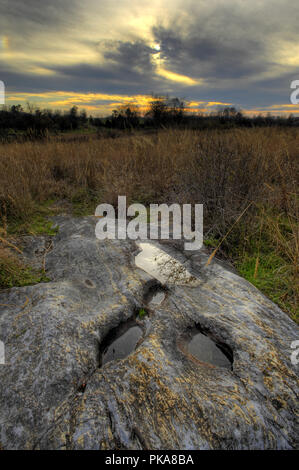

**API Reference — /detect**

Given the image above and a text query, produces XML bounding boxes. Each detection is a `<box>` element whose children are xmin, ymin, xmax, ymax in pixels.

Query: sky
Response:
<box><xmin>0</xmin><ymin>0</ymin><xmax>299</xmax><ymax>116</ymax></box>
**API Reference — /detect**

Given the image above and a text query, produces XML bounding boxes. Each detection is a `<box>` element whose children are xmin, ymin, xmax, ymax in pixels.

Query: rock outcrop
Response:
<box><xmin>0</xmin><ymin>216</ymin><xmax>298</xmax><ymax>449</ymax></box>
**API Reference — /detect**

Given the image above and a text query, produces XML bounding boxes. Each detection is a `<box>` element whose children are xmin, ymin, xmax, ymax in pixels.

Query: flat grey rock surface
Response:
<box><xmin>0</xmin><ymin>216</ymin><xmax>298</xmax><ymax>450</ymax></box>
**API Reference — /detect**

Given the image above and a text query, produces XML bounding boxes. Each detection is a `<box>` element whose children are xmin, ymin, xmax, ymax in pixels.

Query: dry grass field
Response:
<box><xmin>0</xmin><ymin>127</ymin><xmax>298</xmax><ymax>321</ymax></box>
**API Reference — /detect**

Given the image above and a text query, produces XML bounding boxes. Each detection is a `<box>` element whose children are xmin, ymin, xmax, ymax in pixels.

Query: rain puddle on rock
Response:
<box><xmin>100</xmin><ymin>319</ymin><xmax>143</xmax><ymax>366</ymax></box>
<box><xmin>135</xmin><ymin>242</ymin><xmax>198</xmax><ymax>285</ymax></box>
<box><xmin>181</xmin><ymin>329</ymin><xmax>232</xmax><ymax>369</ymax></box>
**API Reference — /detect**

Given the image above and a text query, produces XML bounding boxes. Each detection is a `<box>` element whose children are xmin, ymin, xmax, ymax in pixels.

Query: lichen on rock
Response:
<box><xmin>0</xmin><ymin>216</ymin><xmax>298</xmax><ymax>449</ymax></box>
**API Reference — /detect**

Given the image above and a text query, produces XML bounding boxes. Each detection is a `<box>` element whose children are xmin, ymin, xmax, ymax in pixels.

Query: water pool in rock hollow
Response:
<box><xmin>100</xmin><ymin>321</ymin><xmax>143</xmax><ymax>366</ymax></box>
<box><xmin>184</xmin><ymin>330</ymin><xmax>232</xmax><ymax>369</ymax></box>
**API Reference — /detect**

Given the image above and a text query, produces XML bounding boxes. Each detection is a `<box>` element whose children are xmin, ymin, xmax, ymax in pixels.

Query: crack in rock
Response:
<box><xmin>0</xmin><ymin>216</ymin><xmax>298</xmax><ymax>450</ymax></box>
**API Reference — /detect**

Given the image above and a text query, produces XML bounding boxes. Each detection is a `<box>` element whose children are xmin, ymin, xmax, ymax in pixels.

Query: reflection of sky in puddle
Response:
<box><xmin>187</xmin><ymin>333</ymin><xmax>232</xmax><ymax>368</ymax></box>
<box><xmin>101</xmin><ymin>325</ymin><xmax>142</xmax><ymax>365</ymax></box>
<box><xmin>135</xmin><ymin>242</ymin><xmax>197</xmax><ymax>285</ymax></box>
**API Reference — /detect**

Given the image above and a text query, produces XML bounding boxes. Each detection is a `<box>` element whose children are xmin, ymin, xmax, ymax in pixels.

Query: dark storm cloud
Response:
<box><xmin>0</xmin><ymin>60</ymin><xmax>159</xmax><ymax>96</ymax></box>
<box><xmin>47</xmin><ymin>61</ymin><xmax>158</xmax><ymax>94</ymax></box>
<box><xmin>103</xmin><ymin>40</ymin><xmax>156</xmax><ymax>74</ymax></box>
<box><xmin>1</xmin><ymin>36</ymin><xmax>164</xmax><ymax>95</ymax></box>
<box><xmin>151</xmin><ymin>0</ymin><xmax>299</xmax><ymax>82</ymax></box>
<box><xmin>153</xmin><ymin>25</ymin><xmax>267</xmax><ymax>79</ymax></box>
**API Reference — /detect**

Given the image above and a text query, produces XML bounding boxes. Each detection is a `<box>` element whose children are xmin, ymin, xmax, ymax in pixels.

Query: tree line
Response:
<box><xmin>0</xmin><ymin>96</ymin><xmax>298</xmax><ymax>141</ymax></box>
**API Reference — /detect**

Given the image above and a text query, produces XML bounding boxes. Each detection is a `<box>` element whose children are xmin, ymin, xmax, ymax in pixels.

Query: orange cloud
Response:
<box><xmin>5</xmin><ymin>91</ymin><xmax>155</xmax><ymax>115</ymax></box>
<box><xmin>242</xmin><ymin>104</ymin><xmax>299</xmax><ymax>116</ymax></box>
<box><xmin>5</xmin><ymin>91</ymin><xmax>299</xmax><ymax>117</ymax></box>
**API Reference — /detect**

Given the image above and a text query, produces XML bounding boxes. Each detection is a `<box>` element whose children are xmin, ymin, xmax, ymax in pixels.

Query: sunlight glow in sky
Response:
<box><xmin>0</xmin><ymin>0</ymin><xmax>298</xmax><ymax>115</ymax></box>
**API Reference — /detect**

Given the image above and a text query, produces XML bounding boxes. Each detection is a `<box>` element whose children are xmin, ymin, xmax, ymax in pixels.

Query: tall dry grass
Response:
<box><xmin>0</xmin><ymin>128</ymin><xmax>297</xmax><ymax>221</ymax></box>
<box><xmin>0</xmin><ymin>127</ymin><xmax>298</xmax><ymax>317</ymax></box>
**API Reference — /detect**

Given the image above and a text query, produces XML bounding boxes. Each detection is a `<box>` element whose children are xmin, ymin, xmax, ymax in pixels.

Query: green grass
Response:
<box><xmin>71</xmin><ymin>189</ymin><xmax>99</xmax><ymax>217</ymax></box>
<box><xmin>204</xmin><ymin>219</ymin><xmax>298</xmax><ymax>323</ymax></box>
<box><xmin>204</xmin><ymin>238</ymin><xmax>219</xmax><ymax>248</ymax></box>
<box><xmin>138</xmin><ymin>308</ymin><xmax>147</xmax><ymax>319</ymax></box>
<box><xmin>24</xmin><ymin>215</ymin><xmax>58</xmax><ymax>236</ymax></box>
<box><xmin>6</xmin><ymin>193</ymin><xmax>98</xmax><ymax>234</ymax></box>
<box><xmin>230</xmin><ymin>216</ymin><xmax>298</xmax><ymax>322</ymax></box>
<box><xmin>7</xmin><ymin>201</ymin><xmax>59</xmax><ymax>236</ymax></box>
<box><xmin>0</xmin><ymin>195</ymin><xmax>96</xmax><ymax>291</ymax></box>
<box><xmin>236</xmin><ymin>252</ymin><xmax>297</xmax><ymax>320</ymax></box>
<box><xmin>0</xmin><ymin>252</ymin><xmax>50</xmax><ymax>289</ymax></box>
<box><xmin>1</xmin><ymin>201</ymin><xmax>55</xmax><ymax>289</ymax></box>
